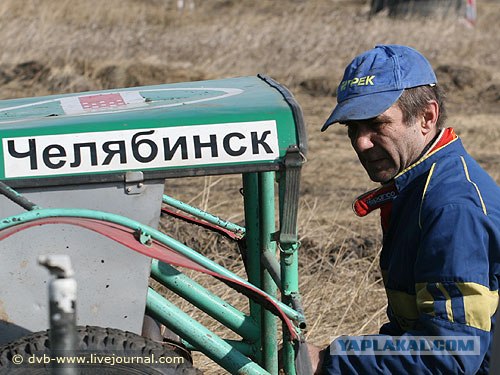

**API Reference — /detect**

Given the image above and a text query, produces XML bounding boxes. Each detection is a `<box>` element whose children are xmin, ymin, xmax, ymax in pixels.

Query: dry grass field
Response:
<box><xmin>1</xmin><ymin>0</ymin><xmax>499</xmax><ymax>373</ymax></box>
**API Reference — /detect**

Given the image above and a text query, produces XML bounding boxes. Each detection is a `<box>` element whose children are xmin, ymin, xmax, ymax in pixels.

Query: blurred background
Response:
<box><xmin>0</xmin><ymin>0</ymin><xmax>498</xmax><ymax>373</ymax></box>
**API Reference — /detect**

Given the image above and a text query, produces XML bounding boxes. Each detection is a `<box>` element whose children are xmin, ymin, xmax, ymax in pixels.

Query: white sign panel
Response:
<box><xmin>3</xmin><ymin>121</ymin><xmax>280</xmax><ymax>178</ymax></box>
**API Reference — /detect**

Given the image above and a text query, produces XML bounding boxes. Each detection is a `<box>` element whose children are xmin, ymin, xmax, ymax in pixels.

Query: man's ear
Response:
<box><xmin>421</xmin><ymin>100</ymin><xmax>439</xmax><ymax>135</ymax></box>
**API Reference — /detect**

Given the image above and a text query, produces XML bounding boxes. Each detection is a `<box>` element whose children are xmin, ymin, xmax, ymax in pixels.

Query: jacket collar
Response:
<box><xmin>393</xmin><ymin>127</ymin><xmax>458</xmax><ymax>192</ymax></box>
<box><xmin>353</xmin><ymin>128</ymin><xmax>459</xmax><ymax>217</ymax></box>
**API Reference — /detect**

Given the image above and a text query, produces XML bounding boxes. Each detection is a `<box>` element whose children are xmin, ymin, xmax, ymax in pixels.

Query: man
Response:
<box><xmin>315</xmin><ymin>45</ymin><xmax>500</xmax><ymax>374</ymax></box>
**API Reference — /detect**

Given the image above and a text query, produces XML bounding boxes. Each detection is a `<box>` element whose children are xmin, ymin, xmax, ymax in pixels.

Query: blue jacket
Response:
<box><xmin>323</xmin><ymin>130</ymin><xmax>500</xmax><ymax>374</ymax></box>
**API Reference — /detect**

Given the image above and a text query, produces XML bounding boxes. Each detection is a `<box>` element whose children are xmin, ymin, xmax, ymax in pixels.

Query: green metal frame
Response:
<box><xmin>0</xmin><ymin>172</ymin><xmax>305</xmax><ymax>374</ymax></box>
<box><xmin>158</xmin><ymin>171</ymin><xmax>304</xmax><ymax>374</ymax></box>
<box><xmin>0</xmin><ymin>75</ymin><xmax>308</xmax><ymax>374</ymax></box>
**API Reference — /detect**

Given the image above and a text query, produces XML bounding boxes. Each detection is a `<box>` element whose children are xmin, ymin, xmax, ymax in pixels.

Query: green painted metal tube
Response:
<box><xmin>261</xmin><ymin>251</ymin><xmax>281</xmax><ymax>288</ymax></box>
<box><xmin>147</xmin><ymin>288</ymin><xmax>270</xmax><ymax>375</ymax></box>
<box><xmin>282</xmin><ymin>341</ymin><xmax>296</xmax><ymax>375</ymax></box>
<box><xmin>242</xmin><ymin>172</ymin><xmax>262</xmax><ymax>362</ymax></box>
<box><xmin>279</xmin><ymin>177</ymin><xmax>301</xmax><ymax>375</ymax></box>
<box><xmin>0</xmin><ymin>181</ymin><xmax>41</xmax><ymax>211</ymax></box>
<box><xmin>0</xmin><ymin>207</ymin><xmax>303</xmax><ymax>323</ymax></box>
<box><xmin>259</xmin><ymin>172</ymin><xmax>278</xmax><ymax>374</ymax></box>
<box><xmin>162</xmin><ymin>194</ymin><xmax>245</xmax><ymax>236</ymax></box>
<box><xmin>150</xmin><ymin>259</ymin><xmax>259</xmax><ymax>342</ymax></box>
<box><xmin>182</xmin><ymin>339</ymin><xmax>258</xmax><ymax>358</ymax></box>
<box><xmin>280</xmin><ymin>245</ymin><xmax>300</xmax><ymax>304</ymax></box>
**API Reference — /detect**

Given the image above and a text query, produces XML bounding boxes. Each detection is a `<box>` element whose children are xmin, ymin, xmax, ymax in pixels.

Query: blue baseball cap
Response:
<box><xmin>321</xmin><ymin>44</ymin><xmax>437</xmax><ymax>131</ymax></box>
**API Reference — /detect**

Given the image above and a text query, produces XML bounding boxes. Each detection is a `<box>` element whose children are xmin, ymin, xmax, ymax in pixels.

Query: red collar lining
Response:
<box><xmin>352</xmin><ymin>128</ymin><xmax>457</xmax><ymax>218</ymax></box>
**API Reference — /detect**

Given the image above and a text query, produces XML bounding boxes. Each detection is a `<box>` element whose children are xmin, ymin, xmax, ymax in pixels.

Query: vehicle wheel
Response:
<box><xmin>0</xmin><ymin>326</ymin><xmax>200</xmax><ymax>374</ymax></box>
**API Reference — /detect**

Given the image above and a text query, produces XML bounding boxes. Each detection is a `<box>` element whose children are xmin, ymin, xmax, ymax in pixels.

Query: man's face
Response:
<box><xmin>345</xmin><ymin>104</ymin><xmax>427</xmax><ymax>183</ymax></box>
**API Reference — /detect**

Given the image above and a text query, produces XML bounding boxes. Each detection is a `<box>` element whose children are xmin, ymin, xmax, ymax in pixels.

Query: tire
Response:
<box><xmin>0</xmin><ymin>326</ymin><xmax>199</xmax><ymax>374</ymax></box>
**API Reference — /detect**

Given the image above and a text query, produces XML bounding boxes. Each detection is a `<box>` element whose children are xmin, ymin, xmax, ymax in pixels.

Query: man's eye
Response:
<box><xmin>371</xmin><ymin>119</ymin><xmax>391</xmax><ymax>130</ymax></box>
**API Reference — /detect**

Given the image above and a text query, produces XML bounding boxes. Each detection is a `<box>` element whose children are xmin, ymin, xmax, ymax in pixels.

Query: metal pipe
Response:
<box><xmin>261</xmin><ymin>251</ymin><xmax>281</xmax><ymax>289</ymax></box>
<box><xmin>39</xmin><ymin>255</ymin><xmax>77</xmax><ymax>375</ymax></box>
<box><xmin>0</xmin><ymin>208</ymin><xmax>304</xmax><ymax>322</ymax></box>
<box><xmin>279</xmin><ymin>175</ymin><xmax>302</xmax><ymax>375</ymax></box>
<box><xmin>150</xmin><ymin>260</ymin><xmax>259</xmax><ymax>342</ymax></box>
<box><xmin>182</xmin><ymin>339</ymin><xmax>258</xmax><ymax>358</ymax></box>
<box><xmin>162</xmin><ymin>194</ymin><xmax>245</xmax><ymax>236</ymax></box>
<box><xmin>242</xmin><ymin>172</ymin><xmax>262</xmax><ymax>363</ymax></box>
<box><xmin>259</xmin><ymin>171</ymin><xmax>278</xmax><ymax>374</ymax></box>
<box><xmin>146</xmin><ymin>288</ymin><xmax>270</xmax><ymax>375</ymax></box>
<box><xmin>0</xmin><ymin>181</ymin><xmax>41</xmax><ymax>211</ymax></box>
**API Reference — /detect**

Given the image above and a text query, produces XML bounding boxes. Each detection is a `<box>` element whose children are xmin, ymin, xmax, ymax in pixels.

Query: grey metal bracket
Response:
<box><xmin>125</xmin><ymin>171</ymin><xmax>146</xmax><ymax>195</ymax></box>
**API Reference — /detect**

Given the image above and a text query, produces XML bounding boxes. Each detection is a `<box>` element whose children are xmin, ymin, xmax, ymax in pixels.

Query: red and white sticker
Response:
<box><xmin>60</xmin><ymin>91</ymin><xmax>146</xmax><ymax>115</ymax></box>
<box><xmin>0</xmin><ymin>88</ymin><xmax>244</xmax><ymax>123</ymax></box>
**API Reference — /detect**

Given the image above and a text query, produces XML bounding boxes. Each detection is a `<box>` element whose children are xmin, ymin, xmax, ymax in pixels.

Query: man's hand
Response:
<box><xmin>307</xmin><ymin>343</ymin><xmax>326</xmax><ymax>374</ymax></box>
<box><xmin>278</xmin><ymin>342</ymin><xmax>327</xmax><ymax>374</ymax></box>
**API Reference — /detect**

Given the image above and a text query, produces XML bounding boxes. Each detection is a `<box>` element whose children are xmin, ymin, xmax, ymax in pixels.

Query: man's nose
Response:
<box><xmin>351</xmin><ymin>124</ymin><xmax>375</xmax><ymax>152</ymax></box>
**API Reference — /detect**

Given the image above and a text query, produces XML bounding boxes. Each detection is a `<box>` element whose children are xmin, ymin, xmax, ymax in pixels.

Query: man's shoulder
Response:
<box><xmin>420</xmin><ymin>151</ymin><xmax>500</xmax><ymax>215</ymax></box>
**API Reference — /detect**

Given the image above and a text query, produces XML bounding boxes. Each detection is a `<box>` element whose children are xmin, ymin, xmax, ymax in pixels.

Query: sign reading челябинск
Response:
<box><xmin>3</xmin><ymin>120</ymin><xmax>280</xmax><ymax>178</ymax></box>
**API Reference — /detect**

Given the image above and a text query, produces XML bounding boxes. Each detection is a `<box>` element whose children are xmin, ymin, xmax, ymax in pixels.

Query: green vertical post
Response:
<box><xmin>280</xmin><ymin>245</ymin><xmax>299</xmax><ymax>375</ymax></box>
<box><xmin>259</xmin><ymin>171</ymin><xmax>278</xmax><ymax>374</ymax></box>
<box><xmin>279</xmin><ymin>172</ymin><xmax>300</xmax><ymax>375</ymax></box>
<box><xmin>242</xmin><ymin>172</ymin><xmax>262</xmax><ymax>363</ymax></box>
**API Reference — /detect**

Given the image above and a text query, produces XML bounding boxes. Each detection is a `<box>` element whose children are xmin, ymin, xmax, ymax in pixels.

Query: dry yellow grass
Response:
<box><xmin>0</xmin><ymin>0</ymin><xmax>499</xmax><ymax>373</ymax></box>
